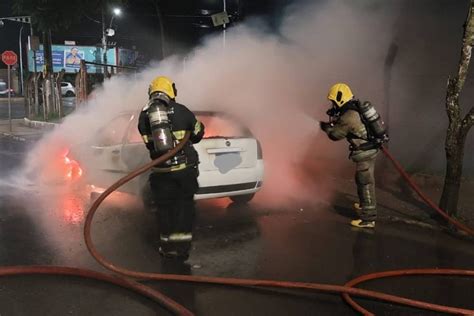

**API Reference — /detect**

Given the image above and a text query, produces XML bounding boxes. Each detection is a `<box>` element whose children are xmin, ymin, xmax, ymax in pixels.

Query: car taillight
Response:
<box><xmin>257</xmin><ymin>140</ymin><xmax>263</xmax><ymax>159</ymax></box>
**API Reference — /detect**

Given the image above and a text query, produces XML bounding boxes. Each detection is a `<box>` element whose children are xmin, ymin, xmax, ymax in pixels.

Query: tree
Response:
<box><xmin>439</xmin><ymin>0</ymin><xmax>474</xmax><ymax>216</ymax></box>
<box><xmin>14</xmin><ymin>0</ymin><xmax>86</xmax><ymax>119</ymax></box>
<box><xmin>148</xmin><ymin>0</ymin><xmax>166</xmax><ymax>59</ymax></box>
<box><xmin>13</xmin><ymin>1</ymin><xmax>125</xmax><ymax>32</ymax></box>
<box><xmin>13</xmin><ymin>0</ymin><xmax>126</xmax><ymax>119</ymax></box>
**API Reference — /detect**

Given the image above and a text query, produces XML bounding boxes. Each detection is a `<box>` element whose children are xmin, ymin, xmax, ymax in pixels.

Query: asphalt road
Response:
<box><xmin>0</xmin><ymin>135</ymin><xmax>473</xmax><ymax>315</ymax></box>
<box><xmin>0</xmin><ymin>98</ymin><xmax>26</xmax><ymax>119</ymax></box>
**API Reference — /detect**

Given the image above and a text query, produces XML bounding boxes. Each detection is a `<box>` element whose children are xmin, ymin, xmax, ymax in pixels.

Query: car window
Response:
<box><xmin>197</xmin><ymin>113</ymin><xmax>252</xmax><ymax>138</ymax></box>
<box><xmin>61</xmin><ymin>83</ymin><xmax>68</xmax><ymax>87</ymax></box>
<box><xmin>126</xmin><ymin>114</ymin><xmax>143</xmax><ymax>144</ymax></box>
<box><xmin>124</xmin><ymin>112</ymin><xmax>253</xmax><ymax>143</ymax></box>
<box><xmin>94</xmin><ymin>114</ymin><xmax>134</xmax><ymax>146</ymax></box>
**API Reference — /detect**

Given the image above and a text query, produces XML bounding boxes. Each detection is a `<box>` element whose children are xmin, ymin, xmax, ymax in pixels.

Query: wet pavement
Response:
<box><xmin>0</xmin><ymin>134</ymin><xmax>473</xmax><ymax>315</ymax></box>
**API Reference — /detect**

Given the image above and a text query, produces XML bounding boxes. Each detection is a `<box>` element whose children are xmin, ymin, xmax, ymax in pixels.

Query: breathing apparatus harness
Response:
<box><xmin>146</xmin><ymin>92</ymin><xmax>187</xmax><ymax>168</ymax></box>
<box><xmin>327</xmin><ymin>99</ymin><xmax>389</xmax><ymax>152</ymax></box>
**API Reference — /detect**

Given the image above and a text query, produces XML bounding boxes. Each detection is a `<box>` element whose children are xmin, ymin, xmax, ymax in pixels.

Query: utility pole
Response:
<box><xmin>223</xmin><ymin>0</ymin><xmax>227</xmax><ymax>49</ymax></box>
<box><xmin>101</xmin><ymin>7</ymin><xmax>121</xmax><ymax>79</ymax></box>
<box><xmin>30</xmin><ymin>20</ymin><xmax>39</xmax><ymax>115</ymax></box>
<box><xmin>102</xmin><ymin>8</ymin><xmax>108</xmax><ymax>77</ymax></box>
<box><xmin>18</xmin><ymin>25</ymin><xmax>24</xmax><ymax>95</ymax></box>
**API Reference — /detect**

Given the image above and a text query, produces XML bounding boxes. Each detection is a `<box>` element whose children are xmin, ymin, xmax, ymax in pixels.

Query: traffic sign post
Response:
<box><xmin>7</xmin><ymin>64</ymin><xmax>11</xmax><ymax>131</ymax></box>
<box><xmin>2</xmin><ymin>51</ymin><xmax>18</xmax><ymax>132</ymax></box>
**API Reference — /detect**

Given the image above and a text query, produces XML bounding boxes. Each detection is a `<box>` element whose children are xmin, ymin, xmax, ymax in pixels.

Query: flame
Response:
<box><xmin>204</xmin><ymin>127</ymin><xmax>219</xmax><ymax>138</ymax></box>
<box><xmin>62</xmin><ymin>150</ymin><xmax>83</xmax><ymax>181</ymax></box>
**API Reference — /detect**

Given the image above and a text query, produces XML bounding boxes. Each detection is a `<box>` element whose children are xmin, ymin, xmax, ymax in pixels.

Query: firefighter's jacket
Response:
<box><xmin>323</xmin><ymin>105</ymin><xmax>378</xmax><ymax>162</ymax></box>
<box><xmin>138</xmin><ymin>100</ymin><xmax>205</xmax><ymax>170</ymax></box>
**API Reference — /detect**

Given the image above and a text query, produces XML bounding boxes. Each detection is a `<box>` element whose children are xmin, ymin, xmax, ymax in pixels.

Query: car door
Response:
<box><xmin>60</xmin><ymin>82</ymin><xmax>68</xmax><ymax>95</ymax></box>
<box><xmin>119</xmin><ymin>112</ymin><xmax>152</xmax><ymax>194</ymax></box>
<box><xmin>85</xmin><ymin>113</ymin><xmax>135</xmax><ymax>190</ymax></box>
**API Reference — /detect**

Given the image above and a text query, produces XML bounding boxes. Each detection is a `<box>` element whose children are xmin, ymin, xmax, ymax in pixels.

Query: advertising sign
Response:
<box><xmin>118</xmin><ymin>48</ymin><xmax>138</xmax><ymax>67</ymax></box>
<box><xmin>27</xmin><ymin>45</ymin><xmax>117</xmax><ymax>74</ymax></box>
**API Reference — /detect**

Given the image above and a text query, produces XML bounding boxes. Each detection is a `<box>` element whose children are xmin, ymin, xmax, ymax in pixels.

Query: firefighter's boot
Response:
<box><xmin>350</xmin><ymin>219</ymin><xmax>375</xmax><ymax>228</ymax></box>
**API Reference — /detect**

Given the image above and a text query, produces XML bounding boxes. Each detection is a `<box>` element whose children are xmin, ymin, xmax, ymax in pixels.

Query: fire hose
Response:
<box><xmin>78</xmin><ymin>132</ymin><xmax>474</xmax><ymax>315</ymax></box>
<box><xmin>381</xmin><ymin>146</ymin><xmax>474</xmax><ymax>235</ymax></box>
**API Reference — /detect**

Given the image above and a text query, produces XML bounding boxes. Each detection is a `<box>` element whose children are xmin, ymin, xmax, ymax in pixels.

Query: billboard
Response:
<box><xmin>27</xmin><ymin>45</ymin><xmax>117</xmax><ymax>74</ymax></box>
<box><xmin>117</xmin><ymin>48</ymin><xmax>138</xmax><ymax>67</ymax></box>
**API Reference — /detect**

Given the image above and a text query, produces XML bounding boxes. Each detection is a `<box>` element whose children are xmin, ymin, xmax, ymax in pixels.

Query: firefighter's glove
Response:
<box><xmin>326</xmin><ymin>108</ymin><xmax>338</xmax><ymax>117</ymax></box>
<box><xmin>319</xmin><ymin>121</ymin><xmax>333</xmax><ymax>132</ymax></box>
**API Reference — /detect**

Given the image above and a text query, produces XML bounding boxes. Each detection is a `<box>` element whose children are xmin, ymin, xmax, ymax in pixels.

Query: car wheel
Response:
<box><xmin>65</xmin><ymin>91</ymin><xmax>75</xmax><ymax>97</ymax></box>
<box><xmin>230</xmin><ymin>193</ymin><xmax>255</xmax><ymax>204</ymax></box>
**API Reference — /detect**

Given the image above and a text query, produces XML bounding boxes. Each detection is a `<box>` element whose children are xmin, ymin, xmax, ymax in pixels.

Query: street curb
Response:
<box><xmin>0</xmin><ymin>132</ymin><xmax>27</xmax><ymax>142</ymax></box>
<box><xmin>22</xmin><ymin>118</ymin><xmax>59</xmax><ymax>130</ymax></box>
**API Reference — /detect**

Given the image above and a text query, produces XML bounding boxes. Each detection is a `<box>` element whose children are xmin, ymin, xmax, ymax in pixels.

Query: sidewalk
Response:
<box><xmin>0</xmin><ymin>118</ymin><xmax>56</xmax><ymax>142</ymax></box>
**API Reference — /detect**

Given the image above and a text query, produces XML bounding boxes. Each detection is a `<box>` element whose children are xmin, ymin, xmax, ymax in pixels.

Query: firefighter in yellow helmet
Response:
<box><xmin>320</xmin><ymin>83</ymin><xmax>388</xmax><ymax>228</ymax></box>
<box><xmin>138</xmin><ymin>76</ymin><xmax>205</xmax><ymax>259</ymax></box>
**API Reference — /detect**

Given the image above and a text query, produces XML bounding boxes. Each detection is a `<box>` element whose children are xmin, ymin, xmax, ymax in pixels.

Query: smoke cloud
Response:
<box><xmin>13</xmin><ymin>0</ymin><xmax>401</xmax><ymax>210</ymax></box>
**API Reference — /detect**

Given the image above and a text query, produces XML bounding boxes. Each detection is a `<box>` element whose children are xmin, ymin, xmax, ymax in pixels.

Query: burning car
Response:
<box><xmin>71</xmin><ymin>111</ymin><xmax>264</xmax><ymax>204</ymax></box>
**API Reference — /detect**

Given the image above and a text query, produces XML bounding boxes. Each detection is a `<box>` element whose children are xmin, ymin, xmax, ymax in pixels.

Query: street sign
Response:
<box><xmin>2</xmin><ymin>51</ymin><xmax>18</xmax><ymax>66</ymax></box>
<box><xmin>211</xmin><ymin>11</ymin><xmax>230</xmax><ymax>27</ymax></box>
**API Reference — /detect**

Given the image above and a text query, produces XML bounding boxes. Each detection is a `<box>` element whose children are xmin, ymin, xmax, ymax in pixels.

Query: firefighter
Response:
<box><xmin>320</xmin><ymin>83</ymin><xmax>388</xmax><ymax>228</ymax></box>
<box><xmin>138</xmin><ymin>76</ymin><xmax>205</xmax><ymax>259</ymax></box>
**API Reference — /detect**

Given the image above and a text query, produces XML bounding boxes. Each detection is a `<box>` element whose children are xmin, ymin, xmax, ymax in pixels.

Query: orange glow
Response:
<box><xmin>62</xmin><ymin>149</ymin><xmax>83</xmax><ymax>182</ymax></box>
<box><xmin>40</xmin><ymin>147</ymin><xmax>83</xmax><ymax>184</ymax></box>
<box><xmin>198</xmin><ymin>115</ymin><xmax>245</xmax><ymax>139</ymax></box>
<box><xmin>61</xmin><ymin>195</ymin><xmax>85</xmax><ymax>224</ymax></box>
<box><xmin>204</xmin><ymin>127</ymin><xmax>219</xmax><ymax>138</ymax></box>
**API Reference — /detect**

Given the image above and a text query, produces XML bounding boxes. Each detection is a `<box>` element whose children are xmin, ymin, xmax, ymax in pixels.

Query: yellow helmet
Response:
<box><xmin>327</xmin><ymin>83</ymin><xmax>354</xmax><ymax>107</ymax></box>
<box><xmin>148</xmin><ymin>76</ymin><xmax>177</xmax><ymax>99</ymax></box>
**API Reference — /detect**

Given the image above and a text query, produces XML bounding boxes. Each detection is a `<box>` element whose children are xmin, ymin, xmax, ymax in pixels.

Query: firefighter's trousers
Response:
<box><xmin>149</xmin><ymin>166</ymin><xmax>199</xmax><ymax>251</ymax></box>
<box><xmin>353</xmin><ymin>153</ymin><xmax>378</xmax><ymax>221</ymax></box>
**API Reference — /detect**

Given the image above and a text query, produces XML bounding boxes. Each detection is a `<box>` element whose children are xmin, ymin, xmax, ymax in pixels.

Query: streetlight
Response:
<box><xmin>113</xmin><ymin>8</ymin><xmax>122</xmax><ymax>16</ymax></box>
<box><xmin>102</xmin><ymin>7</ymin><xmax>121</xmax><ymax>77</ymax></box>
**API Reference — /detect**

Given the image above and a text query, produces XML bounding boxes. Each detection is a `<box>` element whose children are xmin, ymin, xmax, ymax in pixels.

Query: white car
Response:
<box><xmin>61</xmin><ymin>82</ymin><xmax>76</xmax><ymax>97</ymax></box>
<box><xmin>72</xmin><ymin>111</ymin><xmax>264</xmax><ymax>204</ymax></box>
<box><xmin>0</xmin><ymin>81</ymin><xmax>15</xmax><ymax>97</ymax></box>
